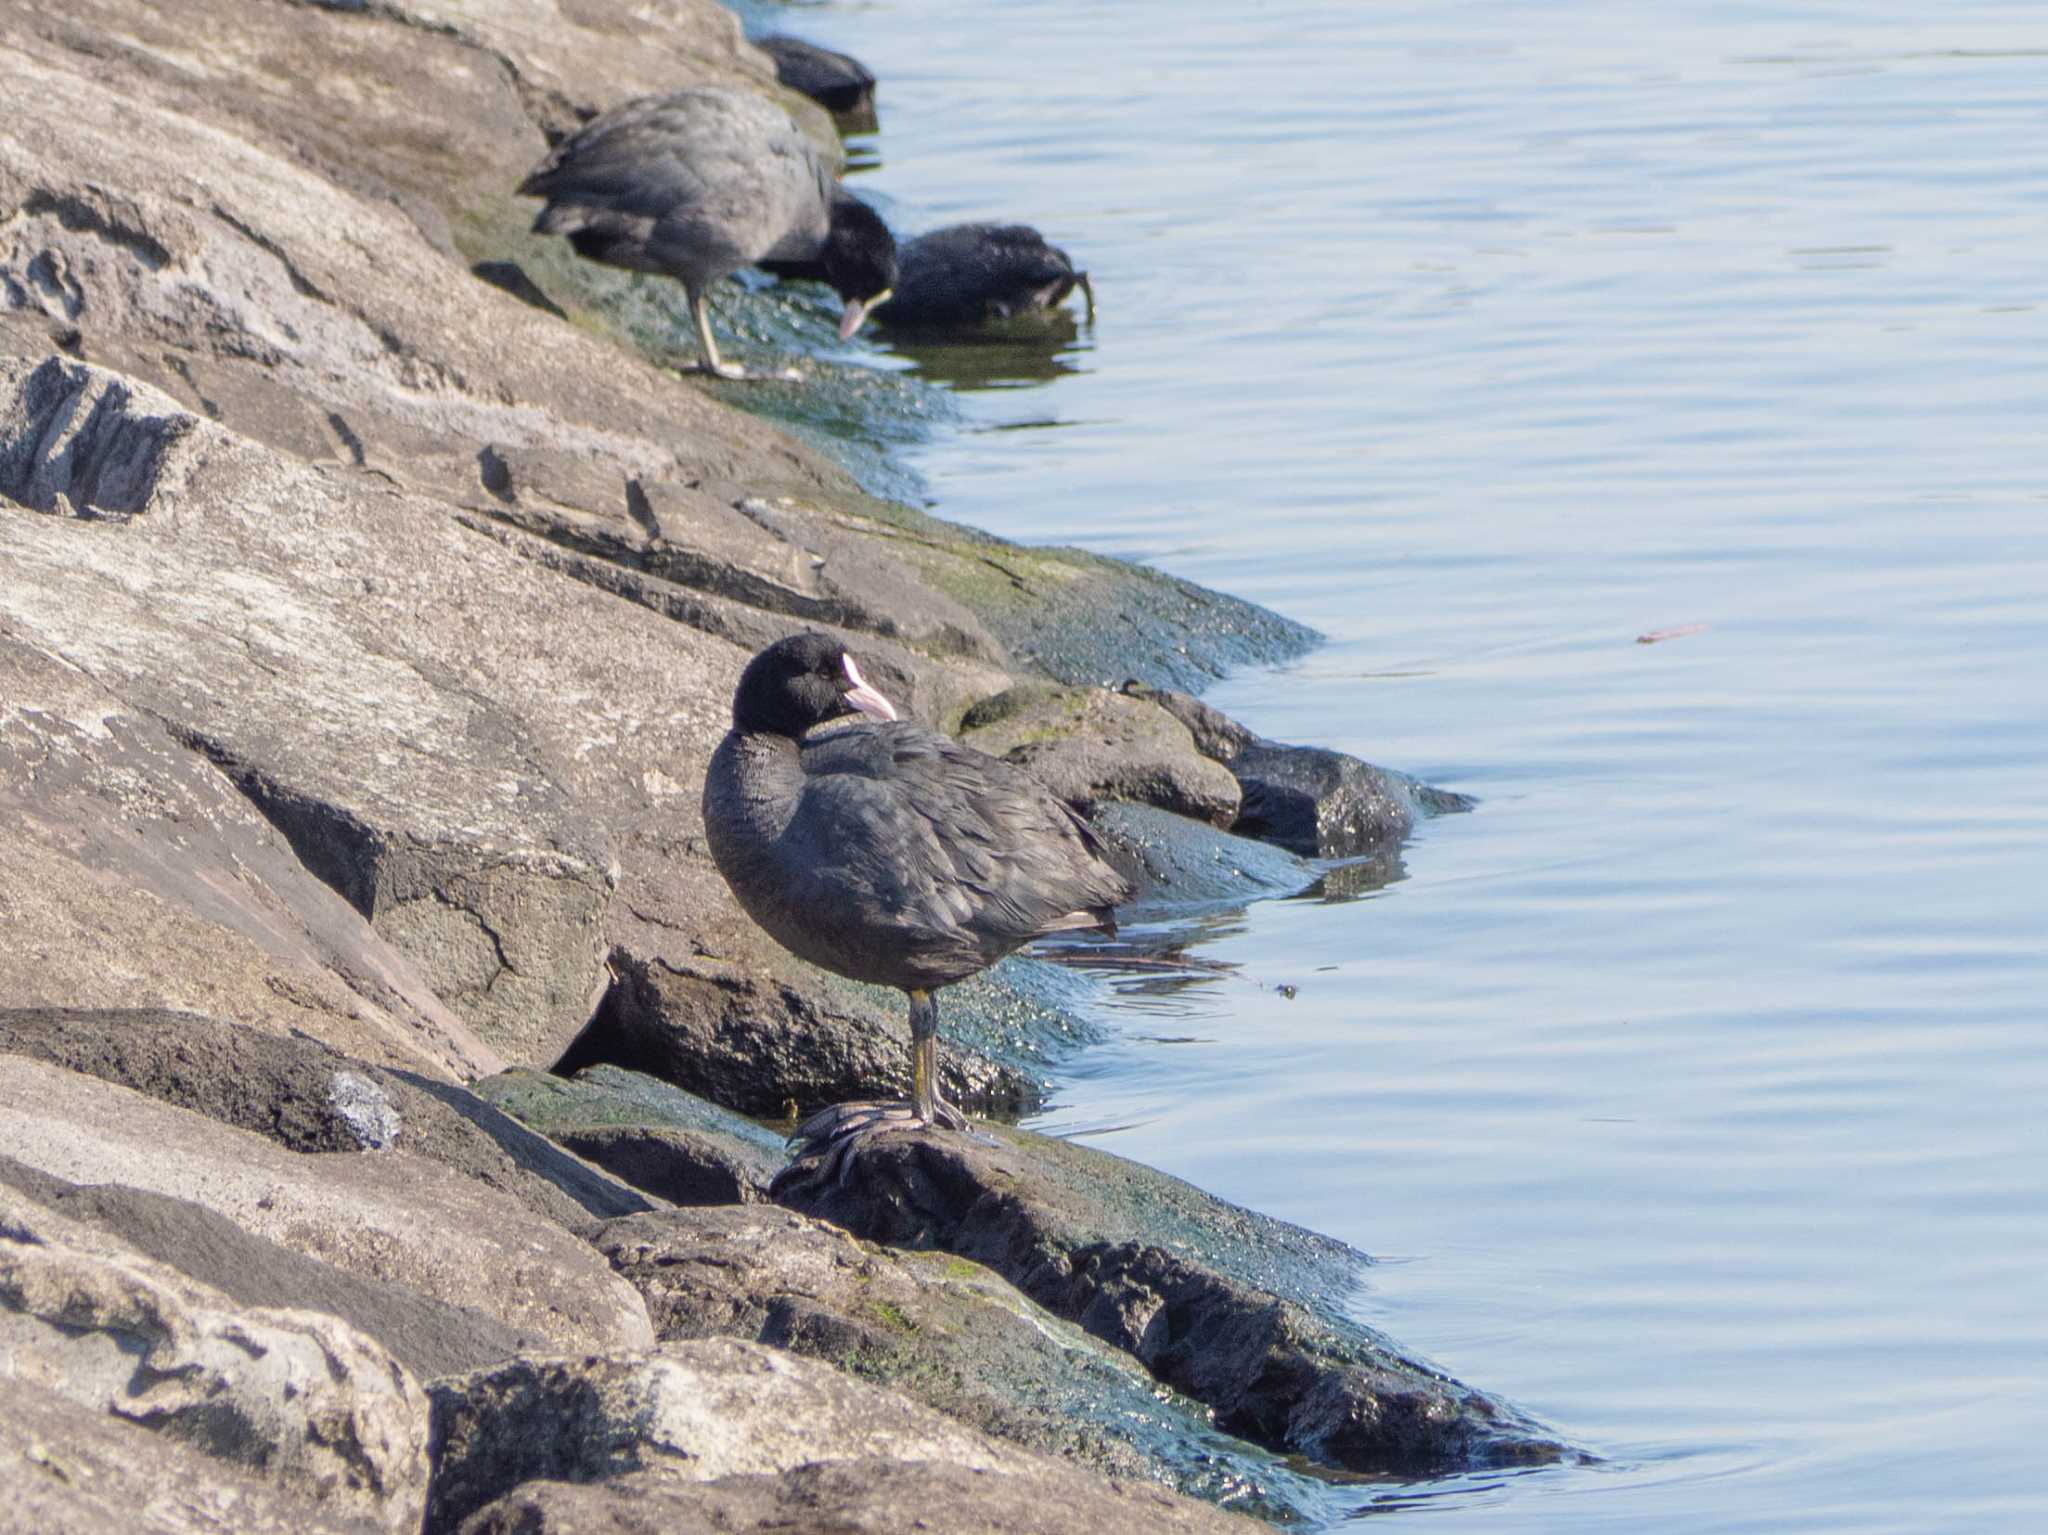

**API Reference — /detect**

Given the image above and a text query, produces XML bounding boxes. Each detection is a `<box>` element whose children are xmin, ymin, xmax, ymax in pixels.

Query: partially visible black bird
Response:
<box><xmin>882</xmin><ymin>222</ymin><xmax>1096</xmax><ymax>331</ymax></box>
<box><xmin>520</xmin><ymin>86</ymin><xmax>896</xmax><ymax>380</ymax></box>
<box><xmin>757</xmin><ymin>34</ymin><xmax>877</xmax><ymax>119</ymax></box>
<box><xmin>702</xmin><ymin>633</ymin><xmax>1130</xmax><ymax>1139</ymax></box>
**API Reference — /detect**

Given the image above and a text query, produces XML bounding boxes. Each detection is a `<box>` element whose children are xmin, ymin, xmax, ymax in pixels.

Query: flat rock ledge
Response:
<box><xmin>775</xmin><ymin>1125</ymin><xmax>1571</xmax><ymax>1477</ymax></box>
<box><xmin>425</xmin><ymin>1338</ymin><xmax>1259</xmax><ymax>1535</ymax></box>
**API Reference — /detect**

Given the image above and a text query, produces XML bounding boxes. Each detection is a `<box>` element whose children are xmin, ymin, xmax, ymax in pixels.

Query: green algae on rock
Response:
<box><xmin>775</xmin><ymin>1123</ymin><xmax>1573</xmax><ymax>1478</ymax></box>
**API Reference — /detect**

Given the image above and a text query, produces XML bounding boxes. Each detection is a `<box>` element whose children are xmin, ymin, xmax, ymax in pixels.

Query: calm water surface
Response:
<box><xmin>747</xmin><ymin>3</ymin><xmax>2046</xmax><ymax>1527</ymax></box>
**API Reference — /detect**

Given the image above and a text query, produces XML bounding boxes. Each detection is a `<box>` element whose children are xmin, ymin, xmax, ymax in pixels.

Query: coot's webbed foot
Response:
<box><xmin>687</xmin><ymin>287</ymin><xmax>800</xmax><ymax>383</ymax></box>
<box><xmin>783</xmin><ymin>1095</ymin><xmax>971</xmax><ymax>1193</ymax></box>
<box><xmin>782</xmin><ymin>989</ymin><xmax>973</xmax><ymax>1175</ymax></box>
<box><xmin>790</xmin><ymin>1096</ymin><xmax>968</xmax><ymax>1147</ymax></box>
<box><xmin>690</xmin><ymin>359</ymin><xmax>802</xmax><ymax>383</ymax></box>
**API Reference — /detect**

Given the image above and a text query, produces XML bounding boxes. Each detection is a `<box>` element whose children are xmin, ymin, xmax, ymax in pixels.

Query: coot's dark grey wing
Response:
<box><xmin>889</xmin><ymin>223</ymin><xmax>1082</xmax><ymax>327</ymax></box>
<box><xmin>790</xmin><ymin>722</ymin><xmax>1130</xmax><ymax>978</ymax></box>
<box><xmin>520</xmin><ymin>88</ymin><xmax>834</xmax><ymax>283</ymax></box>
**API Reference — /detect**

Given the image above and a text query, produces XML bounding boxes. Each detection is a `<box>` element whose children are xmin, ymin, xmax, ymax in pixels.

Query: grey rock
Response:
<box><xmin>474</xmin><ymin>1065</ymin><xmax>786</xmax><ymax>1205</ymax></box>
<box><xmin>0</xmin><ymin>1185</ymin><xmax>431</xmax><ymax>1535</ymax></box>
<box><xmin>0</xmin><ymin>1007</ymin><xmax>656</xmax><ymax>1227</ymax></box>
<box><xmin>1126</xmin><ymin>681</ymin><xmax>1478</xmax><ymax>857</ymax></box>
<box><xmin>479</xmin><ymin>466</ymin><xmax>1010</xmax><ymax>664</ymax></box>
<box><xmin>458</xmin><ymin>1457</ymin><xmax>1262</xmax><ymax>1535</ymax></box>
<box><xmin>0</xmin><ymin>352</ymin><xmax>618</xmax><ymax>1065</ymax></box>
<box><xmin>0</xmin><ymin>1055</ymin><xmax>655</xmax><ymax>1354</ymax></box>
<box><xmin>774</xmin><ymin>1124</ymin><xmax>1570</xmax><ymax>1477</ymax></box>
<box><xmin>0</xmin><ymin>631</ymin><xmax>500</xmax><ymax>1082</ymax></box>
<box><xmin>424</xmin><ymin>1337</ymin><xmax>1042</xmax><ymax>1533</ymax></box>
<box><xmin>959</xmin><ymin>684</ymin><xmax>1243</xmax><ymax>827</ymax></box>
<box><xmin>593</xmin><ymin>1203</ymin><xmax>1328</xmax><ymax>1520</ymax></box>
<box><xmin>0</xmin><ymin>1377</ymin><xmax>385</xmax><ymax>1535</ymax></box>
<box><xmin>0</xmin><ymin>1152</ymin><xmax>537</xmax><ymax>1380</ymax></box>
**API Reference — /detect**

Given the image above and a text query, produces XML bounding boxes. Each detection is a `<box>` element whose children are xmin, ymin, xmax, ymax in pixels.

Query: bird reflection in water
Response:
<box><xmin>880</xmin><ymin>311</ymin><xmax>1092</xmax><ymax>393</ymax></box>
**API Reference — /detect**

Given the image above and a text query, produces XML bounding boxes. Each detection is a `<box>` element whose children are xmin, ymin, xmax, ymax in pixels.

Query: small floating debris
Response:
<box><xmin>1636</xmin><ymin>623</ymin><xmax>1710</xmax><ymax>645</ymax></box>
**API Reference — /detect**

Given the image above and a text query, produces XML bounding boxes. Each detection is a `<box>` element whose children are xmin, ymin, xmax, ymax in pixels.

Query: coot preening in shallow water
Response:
<box><xmin>756</xmin><ymin>34</ymin><xmax>877</xmax><ymax>119</ymax></box>
<box><xmin>882</xmin><ymin>222</ymin><xmax>1095</xmax><ymax>331</ymax></box>
<box><xmin>519</xmin><ymin>86</ymin><xmax>896</xmax><ymax>380</ymax></box>
<box><xmin>703</xmin><ymin>633</ymin><xmax>1130</xmax><ymax>1144</ymax></box>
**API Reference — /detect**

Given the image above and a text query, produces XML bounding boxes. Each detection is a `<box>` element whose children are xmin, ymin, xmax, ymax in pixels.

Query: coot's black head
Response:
<box><xmin>822</xmin><ymin>193</ymin><xmax>898</xmax><ymax>339</ymax></box>
<box><xmin>731</xmin><ymin>631</ymin><xmax>900</xmax><ymax>737</ymax></box>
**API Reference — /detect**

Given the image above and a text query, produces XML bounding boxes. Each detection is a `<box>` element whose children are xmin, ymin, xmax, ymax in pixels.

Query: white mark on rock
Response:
<box><xmin>327</xmin><ymin>1070</ymin><xmax>401</xmax><ymax>1150</ymax></box>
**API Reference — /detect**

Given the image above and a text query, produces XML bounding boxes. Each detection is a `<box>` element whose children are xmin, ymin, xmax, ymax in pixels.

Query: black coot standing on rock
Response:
<box><xmin>519</xmin><ymin>86</ymin><xmax>896</xmax><ymax>380</ymax></box>
<box><xmin>703</xmin><ymin>633</ymin><xmax>1130</xmax><ymax>1146</ymax></box>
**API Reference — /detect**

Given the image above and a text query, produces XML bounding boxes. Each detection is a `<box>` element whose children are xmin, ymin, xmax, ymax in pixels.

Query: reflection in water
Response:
<box><xmin>879</xmin><ymin>311</ymin><xmax>1093</xmax><ymax>392</ymax></box>
<box><xmin>1301</xmin><ymin>849</ymin><xmax>1409</xmax><ymax>904</ymax></box>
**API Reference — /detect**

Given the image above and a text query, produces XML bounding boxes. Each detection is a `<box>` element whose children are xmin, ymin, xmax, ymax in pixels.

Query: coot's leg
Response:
<box><xmin>780</xmin><ymin>988</ymin><xmax>969</xmax><ymax>1165</ymax></box>
<box><xmin>686</xmin><ymin>283</ymin><xmax>801</xmax><ymax>383</ymax></box>
<box><xmin>909</xmin><ymin>988</ymin><xmax>968</xmax><ymax>1132</ymax></box>
<box><xmin>686</xmin><ymin>283</ymin><xmax>747</xmax><ymax>380</ymax></box>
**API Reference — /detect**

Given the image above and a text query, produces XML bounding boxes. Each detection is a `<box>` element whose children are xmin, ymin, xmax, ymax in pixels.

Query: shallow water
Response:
<box><xmin>740</xmin><ymin>2</ymin><xmax>2048</xmax><ymax>1527</ymax></box>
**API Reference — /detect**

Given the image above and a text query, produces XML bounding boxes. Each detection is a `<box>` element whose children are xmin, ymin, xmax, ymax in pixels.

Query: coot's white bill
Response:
<box><xmin>838</xmin><ymin>287</ymin><xmax>893</xmax><ymax>340</ymax></box>
<box><xmin>842</xmin><ymin>654</ymin><xmax>898</xmax><ymax>721</ymax></box>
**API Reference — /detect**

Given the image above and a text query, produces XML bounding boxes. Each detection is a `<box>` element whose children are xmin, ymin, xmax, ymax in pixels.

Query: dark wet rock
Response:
<box><xmin>958</xmin><ymin>683</ymin><xmax>1242</xmax><ymax>827</ymax></box>
<box><xmin>459</xmin><ymin>1456</ymin><xmax>1262</xmax><ymax>1535</ymax></box>
<box><xmin>474</xmin><ymin>1065</ymin><xmax>786</xmax><ymax>1206</ymax></box>
<box><xmin>1</xmin><ymin>1183</ymin><xmax>431</xmax><ymax>1534</ymax></box>
<box><xmin>591</xmin><ymin>1203</ymin><xmax>1324</xmax><ymax>1517</ymax></box>
<box><xmin>1228</xmin><ymin>740</ymin><xmax>1473</xmax><ymax>858</ymax></box>
<box><xmin>0</xmin><ymin>1152</ymin><xmax>537</xmax><ymax>1379</ymax></box>
<box><xmin>0</xmin><ymin>1055</ymin><xmax>655</xmax><ymax>1354</ymax></box>
<box><xmin>1126</xmin><ymin>681</ymin><xmax>1477</xmax><ymax>857</ymax></box>
<box><xmin>775</xmin><ymin>1125</ymin><xmax>1570</xmax><ymax>1477</ymax></box>
<box><xmin>591</xmin><ymin>947</ymin><xmax>1101</xmax><ymax>1123</ymax></box>
<box><xmin>424</xmin><ymin>1338</ymin><xmax>1050</xmax><ymax>1534</ymax></box>
<box><xmin>0</xmin><ymin>1008</ymin><xmax>656</xmax><ymax>1228</ymax></box>
<box><xmin>1</xmin><ymin>1377</ymin><xmax>385</xmax><ymax>1535</ymax></box>
<box><xmin>1085</xmin><ymin>800</ymin><xmax>1318</xmax><ymax>912</ymax></box>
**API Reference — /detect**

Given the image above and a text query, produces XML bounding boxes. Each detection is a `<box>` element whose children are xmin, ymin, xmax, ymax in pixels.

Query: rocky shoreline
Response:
<box><xmin>2</xmin><ymin>2</ymin><xmax>1565</xmax><ymax>1529</ymax></box>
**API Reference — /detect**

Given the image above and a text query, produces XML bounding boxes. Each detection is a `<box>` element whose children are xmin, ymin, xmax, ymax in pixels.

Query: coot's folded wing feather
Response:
<box><xmin>521</xmin><ymin>89</ymin><xmax>830</xmax><ymax>274</ymax></box>
<box><xmin>796</xmin><ymin>723</ymin><xmax>1128</xmax><ymax>962</ymax></box>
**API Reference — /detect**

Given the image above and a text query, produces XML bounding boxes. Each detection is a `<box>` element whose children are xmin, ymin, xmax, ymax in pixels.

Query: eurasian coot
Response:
<box><xmin>703</xmin><ymin>633</ymin><xmax>1129</xmax><ymax>1139</ymax></box>
<box><xmin>882</xmin><ymin>222</ymin><xmax>1095</xmax><ymax>330</ymax></box>
<box><xmin>520</xmin><ymin>87</ymin><xmax>896</xmax><ymax>379</ymax></box>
